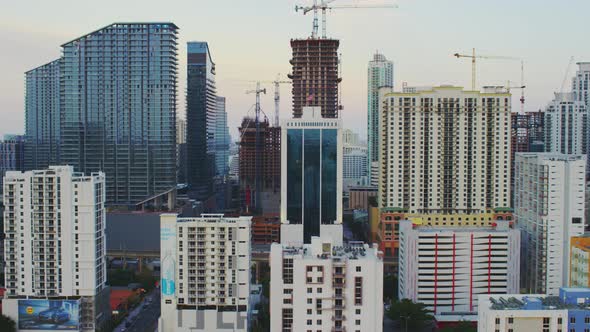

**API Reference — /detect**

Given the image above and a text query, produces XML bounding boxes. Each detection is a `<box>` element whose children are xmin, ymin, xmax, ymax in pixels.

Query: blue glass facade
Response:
<box><xmin>186</xmin><ymin>42</ymin><xmax>216</xmax><ymax>200</ymax></box>
<box><xmin>24</xmin><ymin>59</ymin><xmax>61</xmax><ymax>171</ymax></box>
<box><xmin>24</xmin><ymin>23</ymin><xmax>179</xmax><ymax>205</ymax></box>
<box><xmin>286</xmin><ymin>127</ymin><xmax>338</xmax><ymax>243</ymax></box>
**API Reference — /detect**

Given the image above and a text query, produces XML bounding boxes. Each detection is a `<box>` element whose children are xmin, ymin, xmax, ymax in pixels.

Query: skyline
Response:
<box><xmin>2</xmin><ymin>0</ymin><xmax>590</xmax><ymax>140</ymax></box>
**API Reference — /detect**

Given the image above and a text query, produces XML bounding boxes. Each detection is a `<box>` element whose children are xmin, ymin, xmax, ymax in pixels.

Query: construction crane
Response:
<box><xmin>453</xmin><ymin>48</ymin><xmax>521</xmax><ymax>90</ymax></box>
<box><xmin>272</xmin><ymin>75</ymin><xmax>291</xmax><ymax>127</ymax></box>
<box><xmin>245</xmin><ymin>82</ymin><xmax>266</xmax><ymax>213</ymax></box>
<box><xmin>295</xmin><ymin>0</ymin><xmax>398</xmax><ymax>39</ymax></box>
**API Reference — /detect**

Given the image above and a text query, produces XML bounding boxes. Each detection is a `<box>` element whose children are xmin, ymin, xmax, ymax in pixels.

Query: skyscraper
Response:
<box><xmin>281</xmin><ymin>107</ymin><xmax>342</xmax><ymax>245</ymax></box>
<box><xmin>514</xmin><ymin>153</ymin><xmax>585</xmax><ymax>295</ymax></box>
<box><xmin>289</xmin><ymin>39</ymin><xmax>341</xmax><ymax>118</ymax></box>
<box><xmin>544</xmin><ymin>92</ymin><xmax>588</xmax><ymax>156</ymax></box>
<box><xmin>379</xmin><ymin>86</ymin><xmax>511</xmax><ymax>214</ymax></box>
<box><xmin>59</xmin><ymin>23</ymin><xmax>178</xmax><ymax>206</ymax></box>
<box><xmin>186</xmin><ymin>41</ymin><xmax>216</xmax><ymax>200</ymax></box>
<box><xmin>367</xmin><ymin>52</ymin><xmax>393</xmax><ymax>185</ymax></box>
<box><xmin>2</xmin><ymin>166</ymin><xmax>109</xmax><ymax>330</ymax></box>
<box><xmin>159</xmin><ymin>214</ymin><xmax>251</xmax><ymax>332</ymax></box>
<box><xmin>0</xmin><ymin>135</ymin><xmax>24</xmax><ymax>189</ymax></box>
<box><xmin>214</xmin><ymin>96</ymin><xmax>230</xmax><ymax>175</ymax></box>
<box><xmin>24</xmin><ymin>59</ymin><xmax>61</xmax><ymax>171</ymax></box>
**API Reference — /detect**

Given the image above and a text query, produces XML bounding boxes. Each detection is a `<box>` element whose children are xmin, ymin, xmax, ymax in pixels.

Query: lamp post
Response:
<box><xmin>400</xmin><ymin>315</ymin><xmax>411</xmax><ymax>332</ymax></box>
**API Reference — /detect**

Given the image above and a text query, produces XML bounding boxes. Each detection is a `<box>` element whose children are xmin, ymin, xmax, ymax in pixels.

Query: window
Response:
<box><xmin>307</xmin><ymin>320</ymin><xmax>312</xmax><ymax>325</ymax></box>
<box><xmin>307</xmin><ymin>288</ymin><xmax>312</xmax><ymax>293</ymax></box>
<box><xmin>307</xmin><ymin>298</ymin><xmax>313</xmax><ymax>304</ymax></box>
<box><xmin>356</xmin><ymin>319</ymin><xmax>361</xmax><ymax>325</ymax></box>
<box><xmin>508</xmin><ymin>317</ymin><xmax>513</xmax><ymax>323</ymax></box>
<box><xmin>570</xmin><ymin>317</ymin><xmax>575</xmax><ymax>324</ymax></box>
<box><xmin>356</xmin><ymin>266</ymin><xmax>361</xmax><ymax>272</ymax></box>
<box><xmin>495</xmin><ymin>318</ymin><xmax>500</xmax><ymax>324</ymax></box>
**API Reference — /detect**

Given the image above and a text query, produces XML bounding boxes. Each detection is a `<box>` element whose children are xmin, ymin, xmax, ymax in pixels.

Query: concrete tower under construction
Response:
<box><xmin>289</xmin><ymin>39</ymin><xmax>341</xmax><ymax>118</ymax></box>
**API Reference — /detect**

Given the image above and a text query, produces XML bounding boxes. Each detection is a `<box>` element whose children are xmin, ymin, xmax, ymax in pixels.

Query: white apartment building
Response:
<box><xmin>572</xmin><ymin>62</ymin><xmax>590</xmax><ymax>106</ymax></box>
<box><xmin>2</xmin><ymin>166</ymin><xmax>109</xmax><ymax>331</ymax></box>
<box><xmin>378</xmin><ymin>85</ymin><xmax>511</xmax><ymax>213</ymax></box>
<box><xmin>270</xmin><ymin>237</ymin><xmax>383</xmax><ymax>332</ymax></box>
<box><xmin>478</xmin><ymin>294</ymin><xmax>568</xmax><ymax>332</ymax></box>
<box><xmin>398</xmin><ymin>219</ymin><xmax>520</xmax><ymax>322</ymax></box>
<box><xmin>544</xmin><ymin>92</ymin><xmax>588</xmax><ymax>156</ymax></box>
<box><xmin>514</xmin><ymin>153</ymin><xmax>586</xmax><ymax>295</ymax></box>
<box><xmin>159</xmin><ymin>214</ymin><xmax>251</xmax><ymax>332</ymax></box>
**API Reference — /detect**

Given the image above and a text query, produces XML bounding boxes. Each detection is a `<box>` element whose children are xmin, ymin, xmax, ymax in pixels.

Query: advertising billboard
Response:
<box><xmin>18</xmin><ymin>299</ymin><xmax>80</xmax><ymax>330</ymax></box>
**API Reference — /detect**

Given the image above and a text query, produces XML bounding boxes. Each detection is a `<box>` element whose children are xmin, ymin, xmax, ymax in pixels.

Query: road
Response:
<box><xmin>114</xmin><ymin>291</ymin><xmax>160</xmax><ymax>332</ymax></box>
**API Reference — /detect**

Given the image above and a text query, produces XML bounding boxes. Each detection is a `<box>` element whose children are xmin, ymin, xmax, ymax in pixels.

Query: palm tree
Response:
<box><xmin>387</xmin><ymin>299</ymin><xmax>434</xmax><ymax>331</ymax></box>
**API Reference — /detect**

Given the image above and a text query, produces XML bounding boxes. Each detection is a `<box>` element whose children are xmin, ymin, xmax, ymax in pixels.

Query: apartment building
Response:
<box><xmin>270</xmin><ymin>237</ymin><xmax>383</xmax><ymax>332</ymax></box>
<box><xmin>478</xmin><ymin>288</ymin><xmax>590</xmax><ymax>332</ymax></box>
<box><xmin>514</xmin><ymin>153</ymin><xmax>586</xmax><ymax>295</ymax></box>
<box><xmin>544</xmin><ymin>92</ymin><xmax>588</xmax><ymax>156</ymax></box>
<box><xmin>159</xmin><ymin>214</ymin><xmax>251</xmax><ymax>332</ymax></box>
<box><xmin>398</xmin><ymin>219</ymin><xmax>520</xmax><ymax>323</ymax></box>
<box><xmin>2</xmin><ymin>166</ymin><xmax>109</xmax><ymax>331</ymax></box>
<box><xmin>378</xmin><ymin>85</ymin><xmax>511</xmax><ymax>214</ymax></box>
<box><xmin>570</xmin><ymin>236</ymin><xmax>590</xmax><ymax>288</ymax></box>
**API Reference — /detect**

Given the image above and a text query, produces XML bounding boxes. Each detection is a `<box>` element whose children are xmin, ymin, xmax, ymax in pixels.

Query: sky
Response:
<box><xmin>1</xmin><ymin>0</ymin><xmax>590</xmax><ymax>141</ymax></box>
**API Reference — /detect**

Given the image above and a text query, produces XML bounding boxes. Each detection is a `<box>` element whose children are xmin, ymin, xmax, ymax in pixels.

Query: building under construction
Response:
<box><xmin>289</xmin><ymin>38</ymin><xmax>341</xmax><ymax>118</ymax></box>
<box><xmin>238</xmin><ymin>117</ymin><xmax>281</xmax><ymax>213</ymax></box>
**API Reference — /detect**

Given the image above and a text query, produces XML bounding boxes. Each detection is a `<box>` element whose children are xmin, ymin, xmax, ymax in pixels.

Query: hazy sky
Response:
<box><xmin>1</xmin><ymin>0</ymin><xmax>589</xmax><ymax>141</ymax></box>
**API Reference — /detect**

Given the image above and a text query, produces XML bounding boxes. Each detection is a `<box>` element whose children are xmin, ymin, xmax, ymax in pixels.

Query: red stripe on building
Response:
<box><xmin>451</xmin><ymin>233</ymin><xmax>457</xmax><ymax>311</ymax></box>
<box><xmin>469</xmin><ymin>233</ymin><xmax>474</xmax><ymax>312</ymax></box>
<box><xmin>488</xmin><ymin>234</ymin><xmax>492</xmax><ymax>294</ymax></box>
<box><xmin>434</xmin><ymin>233</ymin><xmax>438</xmax><ymax>314</ymax></box>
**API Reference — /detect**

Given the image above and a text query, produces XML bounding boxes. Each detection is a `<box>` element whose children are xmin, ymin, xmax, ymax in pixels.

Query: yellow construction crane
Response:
<box><xmin>453</xmin><ymin>48</ymin><xmax>521</xmax><ymax>90</ymax></box>
<box><xmin>295</xmin><ymin>0</ymin><xmax>398</xmax><ymax>38</ymax></box>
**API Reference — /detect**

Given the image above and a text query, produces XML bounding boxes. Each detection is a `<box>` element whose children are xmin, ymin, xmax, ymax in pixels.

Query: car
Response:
<box><xmin>37</xmin><ymin>307</ymin><xmax>70</xmax><ymax>324</ymax></box>
<box><xmin>125</xmin><ymin>321</ymin><xmax>132</xmax><ymax>328</ymax></box>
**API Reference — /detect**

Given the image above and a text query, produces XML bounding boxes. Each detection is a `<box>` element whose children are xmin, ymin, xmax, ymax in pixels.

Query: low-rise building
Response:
<box><xmin>399</xmin><ymin>219</ymin><xmax>520</xmax><ymax>323</ymax></box>
<box><xmin>348</xmin><ymin>186</ymin><xmax>377</xmax><ymax>211</ymax></box>
<box><xmin>478</xmin><ymin>288</ymin><xmax>590</xmax><ymax>332</ymax></box>
<box><xmin>159</xmin><ymin>214</ymin><xmax>251</xmax><ymax>332</ymax></box>
<box><xmin>570</xmin><ymin>236</ymin><xmax>590</xmax><ymax>288</ymax></box>
<box><xmin>270</xmin><ymin>236</ymin><xmax>383</xmax><ymax>332</ymax></box>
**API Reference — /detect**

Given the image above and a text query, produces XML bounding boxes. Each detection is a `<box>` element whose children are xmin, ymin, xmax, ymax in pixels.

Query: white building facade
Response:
<box><xmin>398</xmin><ymin>220</ymin><xmax>520</xmax><ymax>322</ymax></box>
<box><xmin>367</xmin><ymin>52</ymin><xmax>393</xmax><ymax>186</ymax></box>
<box><xmin>2</xmin><ymin>166</ymin><xmax>109</xmax><ymax>331</ymax></box>
<box><xmin>379</xmin><ymin>86</ymin><xmax>511</xmax><ymax>213</ymax></box>
<box><xmin>514</xmin><ymin>153</ymin><xmax>586</xmax><ymax>295</ymax></box>
<box><xmin>270</xmin><ymin>237</ymin><xmax>383</xmax><ymax>332</ymax></box>
<box><xmin>159</xmin><ymin>213</ymin><xmax>251</xmax><ymax>332</ymax></box>
<box><xmin>544</xmin><ymin>92</ymin><xmax>588</xmax><ymax>157</ymax></box>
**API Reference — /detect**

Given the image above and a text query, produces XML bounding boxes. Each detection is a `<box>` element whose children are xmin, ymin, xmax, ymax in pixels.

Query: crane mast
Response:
<box><xmin>245</xmin><ymin>82</ymin><xmax>266</xmax><ymax>212</ymax></box>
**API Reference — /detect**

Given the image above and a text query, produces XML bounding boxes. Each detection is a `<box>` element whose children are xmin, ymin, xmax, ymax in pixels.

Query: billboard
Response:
<box><xmin>18</xmin><ymin>299</ymin><xmax>80</xmax><ymax>330</ymax></box>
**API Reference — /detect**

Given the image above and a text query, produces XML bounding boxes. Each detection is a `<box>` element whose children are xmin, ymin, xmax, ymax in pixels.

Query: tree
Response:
<box><xmin>439</xmin><ymin>320</ymin><xmax>476</xmax><ymax>332</ymax></box>
<box><xmin>387</xmin><ymin>299</ymin><xmax>433</xmax><ymax>330</ymax></box>
<box><xmin>0</xmin><ymin>314</ymin><xmax>17</xmax><ymax>332</ymax></box>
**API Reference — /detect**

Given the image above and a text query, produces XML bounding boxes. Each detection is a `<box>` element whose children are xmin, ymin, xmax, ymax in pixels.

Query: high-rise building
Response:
<box><xmin>24</xmin><ymin>59</ymin><xmax>61</xmax><ymax>171</ymax></box>
<box><xmin>176</xmin><ymin>118</ymin><xmax>187</xmax><ymax>184</ymax></box>
<box><xmin>214</xmin><ymin>96</ymin><xmax>230</xmax><ymax>175</ymax></box>
<box><xmin>570</xmin><ymin>236</ymin><xmax>590</xmax><ymax>288</ymax></box>
<box><xmin>238</xmin><ymin>117</ymin><xmax>281</xmax><ymax>213</ymax></box>
<box><xmin>514</xmin><ymin>153</ymin><xmax>586</xmax><ymax>295</ymax></box>
<box><xmin>2</xmin><ymin>166</ymin><xmax>109</xmax><ymax>331</ymax></box>
<box><xmin>177</xmin><ymin>118</ymin><xmax>187</xmax><ymax>145</ymax></box>
<box><xmin>544</xmin><ymin>92</ymin><xmax>588</xmax><ymax>156</ymax></box>
<box><xmin>379</xmin><ymin>85</ymin><xmax>511</xmax><ymax>214</ymax></box>
<box><xmin>270</xmin><ymin>236</ymin><xmax>383</xmax><ymax>332</ymax></box>
<box><xmin>159</xmin><ymin>214</ymin><xmax>251</xmax><ymax>332</ymax></box>
<box><xmin>0</xmin><ymin>135</ymin><xmax>24</xmax><ymax>192</ymax></box>
<box><xmin>572</xmin><ymin>62</ymin><xmax>590</xmax><ymax>106</ymax></box>
<box><xmin>367</xmin><ymin>52</ymin><xmax>393</xmax><ymax>185</ymax></box>
<box><xmin>398</xmin><ymin>219</ymin><xmax>520</xmax><ymax>323</ymax></box>
<box><xmin>289</xmin><ymin>39</ymin><xmax>341</xmax><ymax>119</ymax></box>
<box><xmin>281</xmin><ymin>107</ymin><xmax>343</xmax><ymax>245</ymax></box>
<box><xmin>478</xmin><ymin>288</ymin><xmax>590</xmax><ymax>332</ymax></box>
<box><xmin>343</xmin><ymin>150</ymin><xmax>368</xmax><ymax>190</ymax></box>
<box><xmin>57</xmin><ymin>23</ymin><xmax>178</xmax><ymax>206</ymax></box>
<box><xmin>186</xmin><ymin>41</ymin><xmax>216</xmax><ymax>200</ymax></box>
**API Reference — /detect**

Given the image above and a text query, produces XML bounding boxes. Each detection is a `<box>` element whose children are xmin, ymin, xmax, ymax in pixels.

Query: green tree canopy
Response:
<box><xmin>387</xmin><ymin>299</ymin><xmax>434</xmax><ymax>330</ymax></box>
<box><xmin>0</xmin><ymin>314</ymin><xmax>17</xmax><ymax>332</ymax></box>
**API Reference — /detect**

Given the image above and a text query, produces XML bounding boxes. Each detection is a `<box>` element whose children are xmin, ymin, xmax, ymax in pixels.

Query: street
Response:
<box><xmin>114</xmin><ymin>291</ymin><xmax>160</xmax><ymax>332</ymax></box>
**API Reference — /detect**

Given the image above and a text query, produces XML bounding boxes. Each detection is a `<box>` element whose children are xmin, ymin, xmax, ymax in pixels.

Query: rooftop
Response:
<box><xmin>280</xmin><ymin>237</ymin><xmax>380</xmax><ymax>262</ymax></box>
<box><xmin>486</xmin><ymin>288</ymin><xmax>590</xmax><ymax>311</ymax></box>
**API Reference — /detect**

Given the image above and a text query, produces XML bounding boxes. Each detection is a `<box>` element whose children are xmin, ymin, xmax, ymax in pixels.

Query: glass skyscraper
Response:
<box><xmin>281</xmin><ymin>107</ymin><xmax>342</xmax><ymax>244</ymax></box>
<box><xmin>24</xmin><ymin>59</ymin><xmax>61</xmax><ymax>171</ymax></box>
<box><xmin>214</xmin><ymin>96</ymin><xmax>230</xmax><ymax>175</ymax></box>
<box><xmin>25</xmin><ymin>23</ymin><xmax>178</xmax><ymax>205</ymax></box>
<box><xmin>186</xmin><ymin>41</ymin><xmax>216</xmax><ymax>200</ymax></box>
